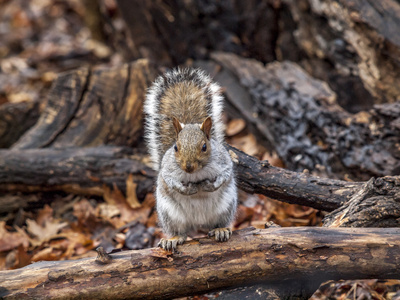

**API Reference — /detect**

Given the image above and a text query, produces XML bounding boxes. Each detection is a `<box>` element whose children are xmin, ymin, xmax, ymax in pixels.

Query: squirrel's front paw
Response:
<box><xmin>186</xmin><ymin>183</ymin><xmax>198</xmax><ymax>195</ymax></box>
<box><xmin>178</xmin><ymin>182</ymin><xmax>198</xmax><ymax>195</ymax></box>
<box><xmin>201</xmin><ymin>179</ymin><xmax>218</xmax><ymax>192</ymax></box>
<box><xmin>158</xmin><ymin>235</ymin><xmax>187</xmax><ymax>252</ymax></box>
<box><xmin>208</xmin><ymin>228</ymin><xmax>232</xmax><ymax>242</ymax></box>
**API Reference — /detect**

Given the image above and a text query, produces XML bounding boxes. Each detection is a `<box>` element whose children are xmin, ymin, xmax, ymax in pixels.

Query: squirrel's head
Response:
<box><xmin>172</xmin><ymin>116</ymin><xmax>212</xmax><ymax>173</ymax></box>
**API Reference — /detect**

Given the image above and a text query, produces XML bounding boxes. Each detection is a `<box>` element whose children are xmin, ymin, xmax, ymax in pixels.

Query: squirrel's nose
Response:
<box><xmin>185</xmin><ymin>162</ymin><xmax>194</xmax><ymax>173</ymax></box>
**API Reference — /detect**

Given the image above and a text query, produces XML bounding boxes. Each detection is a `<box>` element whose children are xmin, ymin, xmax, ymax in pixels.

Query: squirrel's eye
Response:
<box><xmin>174</xmin><ymin>145</ymin><xmax>178</xmax><ymax>152</ymax></box>
<box><xmin>202</xmin><ymin>143</ymin><xmax>207</xmax><ymax>152</ymax></box>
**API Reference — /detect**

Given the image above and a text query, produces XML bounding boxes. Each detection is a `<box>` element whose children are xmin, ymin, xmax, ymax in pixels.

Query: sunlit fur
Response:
<box><xmin>144</xmin><ymin>68</ymin><xmax>224</xmax><ymax>171</ymax></box>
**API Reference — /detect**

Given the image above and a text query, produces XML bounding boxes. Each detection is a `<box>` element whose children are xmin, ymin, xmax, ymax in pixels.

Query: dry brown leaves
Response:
<box><xmin>0</xmin><ymin>175</ymin><xmax>157</xmax><ymax>270</ymax></box>
<box><xmin>0</xmin><ymin>221</ymin><xmax>29</xmax><ymax>252</ymax></box>
<box><xmin>310</xmin><ymin>279</ymin><xmax>400</xmax><ymax>300</ymax></box>
<box><xmin>0</xmin><ymin>0</ymin><xmax>124</xmax><ymax>106</ymax></box>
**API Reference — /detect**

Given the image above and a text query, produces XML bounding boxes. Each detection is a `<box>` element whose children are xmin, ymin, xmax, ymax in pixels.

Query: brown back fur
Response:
<box><xmin>159</xmin><ymin>81</ymin><xmax>210</xmax><ymax>155</ymax></box>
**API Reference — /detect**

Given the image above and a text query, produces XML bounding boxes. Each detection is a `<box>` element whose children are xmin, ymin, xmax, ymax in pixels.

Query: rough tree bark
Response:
<box><xmin>12</xmin><ymin>59</ymin><xmax>157</xmax><ymax>149</ymax></box>
<box><xmin>282</xmin><ymin>0</ymin><xmax>400</xmax><ymax>106</ymax></box>
<box><xmin>0</xmin><ymin>100</ymin><xmax>39</xmax><ymax>148</ymax></box>
<box><xmin>0</xmin><ymin>227</ymin><xmax>399</xmax><ymax>299</ymax></box>
<box><xmin>115</xmin><ymin>0</ymin><xmax>400</xmax><ymax>113</ymax></box>
<box><xmin>115</xmin><ymin>0</ymin><xmax>172</xmax><ymax>66</ymax></box>
<box><xmin>195</xmin><ymin>52</ymin><xmax>400</xmax><ymax>181</ymax></box>
<box><xmin>115</xmin><ymin>0</ymin><xmax>279</xmax><ymax>66</ymax></box>
<box><xmin>323</xmin><ymin>177</ymin><xmax>400</xmax><ymax>228</ymax></box>
<box><xmin>0</xmin><ymin>146</ymin><xmax>155</xmax><ymax>203</ymax></box>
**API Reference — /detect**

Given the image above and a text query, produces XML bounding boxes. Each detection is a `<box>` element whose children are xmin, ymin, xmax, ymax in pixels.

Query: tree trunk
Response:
<box><xmin>115</xmin><ymin>0</ymin><xmax>400</xmax><ymax>112</ymax></box>
<box><xmin>0</xmin><ymin>227</ymin><xmax>399</xmax><ymax>299</ymax></box>
<box><xmin>115</xmin><ymin>0</ymin><xmax>172</xmax><ymax>66</ymax></box>
<box><xmin>83</xmin><ymin>0</ymin><xmax>106</xmax><ymax>43</ymax></box>
<box><xmin>282</xmin><ymin>0</ymin><xmax>400</xmax><ymax>106</ymax></box>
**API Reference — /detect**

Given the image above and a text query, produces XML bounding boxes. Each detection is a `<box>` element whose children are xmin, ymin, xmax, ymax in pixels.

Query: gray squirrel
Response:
<box><xmin>144</xmin><ymin>68</ymin><xmax>237</xmax><ymax>252</ymax></box>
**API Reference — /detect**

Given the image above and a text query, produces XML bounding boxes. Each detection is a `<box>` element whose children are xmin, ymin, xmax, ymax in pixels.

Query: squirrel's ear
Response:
<box><xmin>200</xmin><ymin>117</ymin><xmax>212</xmax><ymax>139</ymax></box>
<box><xmin>172</xmin><ymin>116</ymin><xmax>183</xmax><ymax>137</ymax></box>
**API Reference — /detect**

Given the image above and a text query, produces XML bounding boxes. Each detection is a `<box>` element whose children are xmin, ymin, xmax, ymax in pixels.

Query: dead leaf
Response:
<box><xmin>73</xmin><ymin>199</ymin><xmax>96</xmax><ymax>222</ymax></box>
<box><xmin>26</xmin><ymin>219</ymin><xmax>68</xmax><ymax>246</ymax></box>
<box><xmin>262</xmin><ymin>151</ymin><xmax>285</xmax><ymax>168</ymax></box>
<box><xmin>36</xmin><ymin>205</ymin><xmax>53</xmax><ymax>226</ymax></box>
<box><xmin>142</xmin><ymin>193</ymin><xmax>156</xmax><ymax>208</ymax></box>
<box><xmin>5</xmin><ymin>245</ymin><xmax>33</xmax><ymax>269</ymax></box>
<box><xmin>55</xmin><ymin>228</ymin><xmax>94</xmax><ymax>259</ymax></box>
<box><xmin>103</xmin><ymin>183</ymin><xmax>152</xmax><ymax>225</ymax></box>
<box><xmin>126</xmin><ymin>174</ymin><xmax>141</xmax><ymax>209</ymax></box>
<box><xmin>0</xmin><ymin>221</ymin><xmax>29</xmax><ymax>252</ymax></box>
<box><xmin>125</xmin><ymin>223</ymin><xmax>154</xmax><ymax>250</ymax></box>
<box><xmin>226</xmin><ymin>118</ymin><xmax>246</xmax><ymax>136</ymax></box>
<box><xmin>97</xmin><ymin>203</ymin><xmax>120</xmax><ymax>220</ymax></box>
<box><xmin>229</xmin><ymin>133</ymin><xmax>259</xmax><ymax>156</ymax></box>
<box><xmin>235</xmin><ymin>205</ymin><xmax>254</xmax><ymax>227</ymax></box>
<box><xmin>31</xmin><ymin>247</ymin><xmax>63</xmax><ymax>262</ymax></box>
<box><xmin>146</xmin><ymin>211</ymin><xmax>158</xmax><ymax>228</ymax></box>
<box><xmin>264</xmin><ymin>198</ymin><xmax>322</xmax><ymax>227</ymax></box>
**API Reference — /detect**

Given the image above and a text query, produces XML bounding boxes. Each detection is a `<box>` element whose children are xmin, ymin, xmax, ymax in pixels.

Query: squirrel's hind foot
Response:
<box><xmin>158</xmin><ymin>235</ymin><xmax>187</xmax><ymax>252</ymax></box>
<box><xmin>208</xmin><ymin>227</ymin><xmax>232</xmax><ymax>242</ymax></box>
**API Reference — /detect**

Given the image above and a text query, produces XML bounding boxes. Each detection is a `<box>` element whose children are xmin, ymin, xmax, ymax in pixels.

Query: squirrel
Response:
<box><xmin>144</xmin><ymin>68</ymin><xmax>237</xmax><ymax>252</ymax></box>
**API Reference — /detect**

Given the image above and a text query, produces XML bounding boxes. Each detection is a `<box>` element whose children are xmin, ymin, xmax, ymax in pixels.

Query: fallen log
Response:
<box><xmin>1</xmin><ymin>145</ymin><xmax>400</xmax><ymax>227</ymax></box>
<box><xmin>12</xmin><ymin>59</ymin><xmax>157</xmax><ymax>149</ymax></box>
<box><xmin>0</xmin><ymin>145</ymin><xmax>356</xmax><ymax>212</ymax></box>
<box><xmin>0</xmin><ymin>146</ymin><xmax>156</xmax><ymax>203</ymax></box>
<box><xmin>323</xmin><ymin>177</ymin><xmax>400</xmax><ymax>227</ymax></box>
<box><xmin>0</xmin><ymin>227</ymin><xmax>399</xmax><ymax>299</ymax></box>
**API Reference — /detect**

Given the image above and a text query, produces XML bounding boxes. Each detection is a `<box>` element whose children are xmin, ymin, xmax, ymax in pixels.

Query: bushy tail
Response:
<box><xmin>144</xmin><ymin>68</ymin><xmax>225</xmax><ymax>171</ymax></box>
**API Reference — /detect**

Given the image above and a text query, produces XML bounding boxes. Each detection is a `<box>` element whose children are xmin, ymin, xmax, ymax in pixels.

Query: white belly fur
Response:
<box><xmin>156</xmin><ymin>178</ymin><xmax>236</xmax><ymax>234</ymax></box>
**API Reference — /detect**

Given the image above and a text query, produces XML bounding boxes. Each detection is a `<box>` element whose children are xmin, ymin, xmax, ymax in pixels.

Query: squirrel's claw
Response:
<box><xmin>158</xmin><ymin>235</ymin><xmax>187</xmax><ymax>252</ymax></box>
<box><xmin>174</xmin><ymin>183</ymin><xmax>198</xmax><ymax>195</ymax></box>
<box><xmin>208</xmin><ymin>228</ymin><xmax>232</xmax><ymax>242</ymax></box>
<box><xmin>184</xmin><ymin>183</ymin><xmax>198</xmax><ymax>195</ymax></box>
<box><xmin>201</xmin><ymin>179</ymin><xmax>218</xmax><ymax>192</ymax></box>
